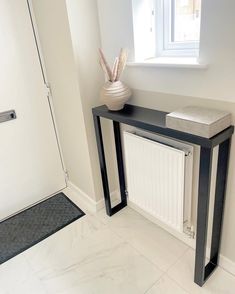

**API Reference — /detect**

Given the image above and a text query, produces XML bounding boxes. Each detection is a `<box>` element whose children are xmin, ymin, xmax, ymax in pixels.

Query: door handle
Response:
<box><xmin>0</xmin><ymin>110</ymin><xmax>16</xmax><ymax>124</ymax></box>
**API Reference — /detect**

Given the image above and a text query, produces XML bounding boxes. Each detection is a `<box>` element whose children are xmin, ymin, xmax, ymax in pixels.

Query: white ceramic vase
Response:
<box><xmin>100</xmin><ymin>81</ymin><xmax>132</xmax><ymax>111</ymax></box>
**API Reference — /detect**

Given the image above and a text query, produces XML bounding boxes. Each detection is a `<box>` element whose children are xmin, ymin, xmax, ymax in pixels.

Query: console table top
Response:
<box><xmin>92</xmin><ymin>104</ymin><xmax>234</xmax><ymax>148</ymax></box>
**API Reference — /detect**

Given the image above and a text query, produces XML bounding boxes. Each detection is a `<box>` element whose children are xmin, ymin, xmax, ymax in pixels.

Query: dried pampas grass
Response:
<box><xmin>99</xmin><ymin>48</ymin><xmax>128</xmax><ymax>82</ymax></box>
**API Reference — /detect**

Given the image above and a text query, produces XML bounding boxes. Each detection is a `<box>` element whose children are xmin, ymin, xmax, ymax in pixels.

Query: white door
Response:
<box><xmin>0</xmin><ymin>0</ymin><xmax>66</xmax><ymax>220</ymax></box>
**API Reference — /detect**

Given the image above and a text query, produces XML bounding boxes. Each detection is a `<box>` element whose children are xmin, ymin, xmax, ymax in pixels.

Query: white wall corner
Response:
<box><xmin>66</xmin><ymin>181</ymin><xmax>119</xmax><ymax>214</ymax></box>
<box><xmin>65</xmin><ymin>0</ymin><xmax>105</xmax><ymax>204</ymax></box>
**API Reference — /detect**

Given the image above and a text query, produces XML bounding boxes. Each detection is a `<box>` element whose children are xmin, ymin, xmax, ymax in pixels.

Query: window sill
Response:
<box><xmin>127</xmin><ymin>57</ymin><xmax>208</xmax><ymax>69</ymax></box>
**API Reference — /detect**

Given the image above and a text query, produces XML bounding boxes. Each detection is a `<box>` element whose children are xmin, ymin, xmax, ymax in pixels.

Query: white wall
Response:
<box><xmin>97</xmin><ymin>0</ymin><xmax>235</xmax><ymax>265</ymax></box>
<box><xmin>97</xmin><ymin>0</ymin><xmax>235</xmax><ymax>102</ymax></box>
<box><xmin>65</xmin><ymin>0</ymin><xmax>103</xmax><ymax>202</ymax></box>
<box><xmin>31</xmin><ymin>0</ymin><xmax>96</xmax><ymax>199</ymax></box>
<box><xmin>32</xmin><ymin>0</ymin><xmax>117</xmax><ymax>203</ymax></box>
<box><xmin>66</xmin><ymin>0</ymin><xmax>118</xmax><ymax>201</ymax></box>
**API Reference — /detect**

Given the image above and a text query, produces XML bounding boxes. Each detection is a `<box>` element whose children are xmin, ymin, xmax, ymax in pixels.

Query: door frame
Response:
<box><xmin>26</xmin><ymin>0</ymin><xmax>67</xmax><ymax>182</ymax></box>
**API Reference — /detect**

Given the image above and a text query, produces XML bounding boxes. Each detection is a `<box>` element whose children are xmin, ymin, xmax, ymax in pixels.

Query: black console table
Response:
<box><xmin>92</xmin><ymin>104</ymin><xmax>234</xmax><ymax>287</ymax></box>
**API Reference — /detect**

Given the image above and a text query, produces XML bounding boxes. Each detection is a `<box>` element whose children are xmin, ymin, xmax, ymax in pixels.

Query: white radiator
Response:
<box><xmin>123</xmin><ymin>131</ymin><xmax>194</xmax><ymax>234</ymax></box>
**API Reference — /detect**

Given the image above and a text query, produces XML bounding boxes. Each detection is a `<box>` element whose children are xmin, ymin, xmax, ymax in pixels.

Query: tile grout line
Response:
<box><xmin>130</xmin><ymin>244</ymin><xmax>191</xmax><ymax>293</ymax></box>
<box><xmin>165</xmin><ymin>248</ymin><xmax>197</xmax><ymax>293</ymax></box>
<box><xmin>143</xmin><ymin>273</ymin><xmax>191</xmax><ymax>294</ymax></box>
<box><xmin>93</xmin><ymin>210</ymin><xmax>195</xmax><ymax>293</ymax></box>
<box><xmin>143</xmin><ymin>276</ymin><xmax>163</xmax><ymax>294</ymax></box>
<box><xmin>166</xmin><ymin>246</ymin><xmax>191</xmax><ymax>274</ymax></box>
<box><xmin>93</xmin><ymin>209</ymin><xmax>190</xmax><ymax>273</ymax></box>
<box><xmin>107</xmin><ymin>220</ymin><xmax>190</xmax><ymax>272</ymax></box>
<box><xmin>98</xmin><ymin>218</ymin><xmax>169</xmax><ymax>292</ymax></box>
<box><xmin>85</xmin><ymin>213</ymin><xmax>170</xmax><ymax>294</ymax></box>
<box><xmin>166</xmin><ymin>275</ymin><xmax>191</xmax><ymax>294</ymax></box>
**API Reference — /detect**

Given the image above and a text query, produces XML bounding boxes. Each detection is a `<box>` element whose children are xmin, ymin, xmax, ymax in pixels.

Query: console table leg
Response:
<box><xmin>93</xmin><ymin>115</ymin><xmax>112</xmax><ymax>216</ymax></box>
<box><xmin>194</xmin><ymin>147</ymin><xmax>213</xmax><ymax>286</ymax></box>
<box><xmin>210</xmin><ymin>138</ymin><xmax>231</xmax><ymax>267</ymax></box>
<box><xmin>113</xmin><ymin>121</ymin><xmax>127</xmax><ymax>207</ymax></box>
<box><xmin>93</xmin><ymin>115</ymin><xmax>127</xmax><ymax>216</ymax></box>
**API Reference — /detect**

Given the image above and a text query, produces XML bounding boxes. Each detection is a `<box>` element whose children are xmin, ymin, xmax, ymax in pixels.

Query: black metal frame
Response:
<box><xmin>92</xmin><ymin>104</ymin><xmax>233</xmax><ymax>286</ymax></box>
<box><xmin>93</xmin><ymin>116</ymin><xmax>127</xmax><ymax>216</ymax></box>
<box><xmin>194</xmin><ymin>139</ymin><xmax>231</xmax><ymax>286</ymax></box>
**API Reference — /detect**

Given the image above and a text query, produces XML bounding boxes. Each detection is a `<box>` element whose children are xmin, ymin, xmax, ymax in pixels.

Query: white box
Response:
<box><xmin>166</xmin><ymin>106</ymin><xmax>231</xmax><ymax>138</ymax></box>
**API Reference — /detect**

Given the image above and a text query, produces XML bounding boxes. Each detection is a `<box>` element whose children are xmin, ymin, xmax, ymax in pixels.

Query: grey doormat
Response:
<box><xmin>0</xmin><ymin>193</ymin><xmax>85</xmax><ymax>264</ymax></box>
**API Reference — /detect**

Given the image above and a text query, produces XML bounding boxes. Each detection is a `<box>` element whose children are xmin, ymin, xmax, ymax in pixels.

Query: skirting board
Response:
<box><xmin>128</xmin><ymin>200</ymin><xmax>235</xmax><ymax>277</ymax></box>
<box><xmin>65</xmin><ymin>181</ymin><xmax>119</xmax><ymax>214</ymax></box>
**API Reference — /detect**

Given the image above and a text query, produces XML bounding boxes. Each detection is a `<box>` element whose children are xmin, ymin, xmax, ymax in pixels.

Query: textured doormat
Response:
<box><xmin>0</xmin><ymin>193</ymin><xmax>85</xmax><ymax>264</ymax></box>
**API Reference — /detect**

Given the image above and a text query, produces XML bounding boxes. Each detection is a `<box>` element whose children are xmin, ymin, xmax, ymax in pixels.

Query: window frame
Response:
<box><xmin>154</xmin><ymin>0</ymin><xmax>201</xmax><ymax>57</ymax></box>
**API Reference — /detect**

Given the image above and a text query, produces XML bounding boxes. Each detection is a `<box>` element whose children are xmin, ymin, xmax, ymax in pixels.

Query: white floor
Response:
<box><xmin>1</xmin><ymin>191</ymin><xmax>235</xmax><ymax>294</ymax></box>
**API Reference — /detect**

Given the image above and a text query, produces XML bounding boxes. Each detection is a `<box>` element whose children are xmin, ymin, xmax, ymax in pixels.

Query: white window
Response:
<box><xmin>132</xmin><ymin>0</ymin><xmax>202</xmax><ymax>61</ymax></box>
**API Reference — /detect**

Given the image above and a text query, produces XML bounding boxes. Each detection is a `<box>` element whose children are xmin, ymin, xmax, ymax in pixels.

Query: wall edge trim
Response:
<box><xmin>66</xmin><ymin>181</ymin><xmax>119</xmax><ymax>213</ymax></box>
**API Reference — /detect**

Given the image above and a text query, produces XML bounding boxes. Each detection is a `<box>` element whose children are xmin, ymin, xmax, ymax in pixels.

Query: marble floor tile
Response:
<box><xmin>1</xmin><ymin>201</ymin><xmax>234</xmax><ymax>294</ymax></box>
<box><xmin>146</xmin><ymin>274</ymin><xmax>189</xmax><ymax>294</ymax></box>
<box><xmin>23</xmin><ymin>213</ymin><xmax>105</xmax><ymax>272</ymax></box>
<box><xmin>168</xmin><ymin>249</ymin><xmax>235</xmax><ymax>294</ymax></box>
<box><xmin>59</xmin><ymin>243</ymin><xmax>163</xmax><ymax>294</ymax></box>
<box><xmin>0</xmin><ymin>254</ymin><xmax>46</xmax><ymax>294</ymax></box>
<box><xmin>96</xmin><ymin>207</ymin><xmax>188</xmax><ymax>271</ymax></box>
<box><xmin>25</xmin><ymin>227</ymin><xmax>163</xmax><ymax>294</ymax></box>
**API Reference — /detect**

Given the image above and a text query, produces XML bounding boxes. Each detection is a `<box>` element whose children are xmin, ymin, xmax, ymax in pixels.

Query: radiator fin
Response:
<box><xmin>123</xmin><ymin>132</ymin><xmax>186</xmax><ymax>233</ymax></box>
